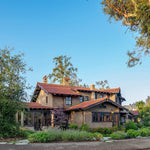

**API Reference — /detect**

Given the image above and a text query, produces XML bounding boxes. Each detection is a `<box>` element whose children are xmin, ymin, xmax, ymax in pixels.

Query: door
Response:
<box><xmin>112</xmin><ymin>114</ymin><xmax>119</xmax><ymax>127</ymax></box>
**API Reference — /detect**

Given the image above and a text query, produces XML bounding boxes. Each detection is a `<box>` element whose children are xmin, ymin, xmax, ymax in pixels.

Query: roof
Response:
<box><xmin>31</xmin><ymin>82</ymin><xmax>121</xmax><ymax>102</ymax></box>
<box><xmin>66</xmin><ymin>96</ymin><xmax>125</xmax><ymax>111</ymax></box>
<box><xmin>131</xmin><ymin>110</ymin><xmax>139</xmax><ymax>116</ymax></box>
<box><xmin>25</xmin><ymin>102</ymin><xmax>56</xmax><ymax>110</ymax></box>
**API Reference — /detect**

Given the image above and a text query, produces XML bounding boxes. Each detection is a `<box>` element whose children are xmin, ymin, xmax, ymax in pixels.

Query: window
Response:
<box><xmin>80</xmin><ymin>96</ymin><xmax>84</xmax><ymax>103</ymax></box>
<box><xmin>99</xmin><ymin>94</ymin><xmax>103</xmax><ymax>98</ymax></box>
<box><xmin>46</xmin><ymin>96</ymin><xmax>48</xmax><ymax>104</ymax></box>
<box><xmin>66</xmin><ymin>97</ymin><xmax>72</xmax><ymax>105</ymax></box>
<box><xmin>85</xmin><ymin>96</ymin><xmax>89</xmax><ymax>101</ymax></box>
<box><xmin>92</xmin><ymin>112</ymin><xmax>113</xmax><ymax>122</ymax></box>
<box><xmin>95</xmin><ymin>93</ymin><xmax>97</xmax><ymax>99</ymax></box>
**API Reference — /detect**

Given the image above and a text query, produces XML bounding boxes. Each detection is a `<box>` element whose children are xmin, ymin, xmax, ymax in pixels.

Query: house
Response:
<box><xmin>16</xmin><ymin>76</ymin><xmax>132</xmax><ymax>129</ymax></box>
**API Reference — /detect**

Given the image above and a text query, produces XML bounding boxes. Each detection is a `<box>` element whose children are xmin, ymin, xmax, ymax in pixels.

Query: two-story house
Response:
<box><xmin>17</xmin><ymin>76</ymin><xmax>132</xmax><ymax>129</ymax></box>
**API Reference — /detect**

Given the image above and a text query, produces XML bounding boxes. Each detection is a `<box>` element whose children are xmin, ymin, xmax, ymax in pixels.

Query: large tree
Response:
<box><xmin>101</xmin><ymin>0</ymin><xmax>150</xmax><ymax>67</ymax></box>
<box><xmin>0</xmin><ymin>47</ymin><xmax>30</xmax><ymax>137</ymax></box>
<box><xmin>49</xmin><ymin>55</ymin><xmax>82</xmax><ymax>86</ymax></box>
<box><xmin>96</xmin><ymin>80</ymin><xmax>110</xmax><ymax>89</ymax></box>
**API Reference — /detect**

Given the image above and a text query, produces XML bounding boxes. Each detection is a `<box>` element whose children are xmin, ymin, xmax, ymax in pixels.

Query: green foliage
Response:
<box><xmin>127</xmin><ymin>129</ymin><xmax>138</xmax><ymax>138</ymax></box>
<box><xmin>124</xmin><ymin>121</ymin><xmax>138</xmax><ymax>131</ymax></box>
<box><xmin>89</xmin><ymin>132</ymin><xmax>103</xmax><ymax>140</ymax></box>
<box><xmin>0</xmin><ymin>48</ymin><xmax>31</xmax><ymax>138</ymax></box>
<box><xmin>69</xmin><ymin>124</ymin><xmax>78</xmax><ymax>130</ymax></box>
<box><xmin>121</xmin><ymin>128</ymin><xmax>126</xmax><ymax>132</ymax></box>
<box><xmin>110</xmin><ymin>131</ymin><xmax>127</xmax><ymax>140</ymax></box>
<box><xmin>137</xmin><ymin>123</ymin><xmax>144</xmax><ymax>128</ymax></box>
<box><xmin>101</xmin><ymin>0</ymin><xmax>150</xmax><ymax>67</ymax></box>
<box><xmin>93</xmin><ymin>127</ymin><xmax>118</xmax><ymax>134</ymax></box>
<box><xmin>96</xmin><ymin>80</ymin><xmax>110</xmax><ymax>89</ymax></box>
<box><xmin>49</xmin><ymin>55</ymin><xmax>82</xmax><ymax>86</ymax></box>
<box><xmin>80</xmin><ymin>124</ymin><xmax>90</xmax><ymax>132</ymax></box>
<box><xmin>18</xmin><ymin>129</ymin><xmax>35</xmax><ymax>137</ymax></box>
<box><xmin>138</xmin><ymin>128</ymin><xmax>150</xmax><ymax>137</ymax></box>
<box><xmin>28</xmin><ymin>129</ymin><xmax>93</xmax><ymax>143</ymax></box>
<box><xmin>28</xmin><ymin>132</ymin><xmax>50</xmax><ymax>143</ymax></box>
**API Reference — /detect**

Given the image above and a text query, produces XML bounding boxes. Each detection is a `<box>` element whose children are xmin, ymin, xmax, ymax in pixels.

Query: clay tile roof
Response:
<box><xmin>37</xmin><ymin>82</ymin><xmax>81</xmax><ymax>96</ymax></box>
<box><xmin>36</xmin><ymin>82</ymin><xmax>120</xmax><ymax>96</ymax></box>
<box><xmin>98</xmin><ymin>87</ymin><xmax>120</xmax><ymax>94</ymax></box>
<box><xmin>66</xmin><ymin>96</ymin><xmax>112</xmax><ymax>111</ymax></box>
<box><xmin>131</xmin><ymin>110</ymin><xmax>139</xmax><ymax>116</ymax></box>
<box><xmin>25</xmin><ymin>102</ymin><xmax>56</xmax><ymax>109</ymax></box>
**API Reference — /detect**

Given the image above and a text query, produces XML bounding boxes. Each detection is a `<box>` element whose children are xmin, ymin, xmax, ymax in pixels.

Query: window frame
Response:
<box><xmin>85</xmin><ymin>96</ymin><xmax>89</xmax><ymax>101</ymax></box>
<box><xmin>80</xmin><ymin>96</ymin><xmax>84</xmax><ymax>103</ymax></box>
<box><xmin>92</xmin><ymin>112</ymin><xmax>119</xmax><ymax>122</ymax></box>
<box><xmin>66</xmin><ymin>97</ymin><xmax>72</xmax><ymax>105</ymax></box>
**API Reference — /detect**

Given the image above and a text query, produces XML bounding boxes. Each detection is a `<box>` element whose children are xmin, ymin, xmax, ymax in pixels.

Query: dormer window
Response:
<box><xmin>80</xmin><ymin>96</ymin><xmax>84</xmax><ymax>103</ymax></box>
<box><xmin>66</xmin><ymin>97</ymin><xmax>72</xmax><ymax>105</ymax></box>
<box><xmin>85</xmin><ymin>96</ymin><xmax>89</xmax><ymax>101</ymax></box>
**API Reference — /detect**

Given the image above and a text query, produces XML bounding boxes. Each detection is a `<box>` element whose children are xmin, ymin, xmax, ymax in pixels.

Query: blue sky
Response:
<box><xmin>0</xmin><ymin>0</ymin><xmax>150</xmax><ymax>105</ymax></box>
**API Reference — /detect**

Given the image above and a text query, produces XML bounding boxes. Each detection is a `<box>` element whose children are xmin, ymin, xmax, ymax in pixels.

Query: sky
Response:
<box><xmin>0</xmin><ymin>0</ymin><xmax>150</xmax><ymax>105</ymax></box>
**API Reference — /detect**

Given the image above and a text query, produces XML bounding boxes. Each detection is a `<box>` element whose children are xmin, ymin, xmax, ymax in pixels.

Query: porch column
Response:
<box><xmin>16</xmin><ymin>112</ymin><xmax>18</xmax><ymax>123</ymax></box>
<box><xmin>21</xmin><ymin>111</ymin><xmax>24</xmax><ymax>127</ymax></box>
<box><xmin>51</xmin><ymin>112</ymin><xmax>54</xmax><ymax>127</ymax></box>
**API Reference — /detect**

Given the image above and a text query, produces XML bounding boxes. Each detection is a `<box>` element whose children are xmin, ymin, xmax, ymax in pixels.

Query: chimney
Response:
<box><xmin>43</xmin><ymin>75</ymin><xmax>47</xmax><ymax>83</ymax></box>
<box><xmin>63</xmin><ymin>77</ymin><xmax>70</xmax><ymax>86</ymax></box>
<box><xmin>90</xmin><ymin>84</ymin><xmax>95</xmax><ymax>90</ymax></box>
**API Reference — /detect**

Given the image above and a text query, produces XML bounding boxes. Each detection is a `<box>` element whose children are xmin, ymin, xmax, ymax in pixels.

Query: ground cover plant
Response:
<box><xmin>110</xmin><ymin>131</ymin><xmax>127</xmax><ymax>140</ymax></box>
<box><xmin>28</xmin><ymin>128</ymin><xmax>103</xmax><ymax>143</ymax></box>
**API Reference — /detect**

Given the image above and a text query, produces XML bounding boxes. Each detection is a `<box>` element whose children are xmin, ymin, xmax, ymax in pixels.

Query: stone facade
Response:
<box><xmin>70</xmin><ymin>102</ymin><xmax>120</xmax><ymax>128</ymax></box>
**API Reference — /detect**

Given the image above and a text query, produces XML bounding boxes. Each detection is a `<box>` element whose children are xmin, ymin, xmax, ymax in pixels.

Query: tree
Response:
<box><xmin>49</xmin><ymin>55</ymin><xmax>81</xmax><ymax>86</ymax></box>
<box><xmin>136</xmin><ymin>100</ymin><xmax>145</xmax><ymax>110</ymax></box>
<box><xmin>146</xmin><ymin>96</ymin><xmax>150</xmax><ymax>106</ymax></box>
<box><xmin>96</xmin><ymin>80</ymin><xmax>110</xmax><ymax>89</ymax></box>
<box><xmin>0</xmin><ymin>47</ymin><xmax>31</xmax><ymax>137</ymax></box>
<box><xmin>101</xmin><ymin>0</ymin><xmax>150</xmax><ymax>67</ymax></box>
<box><xmin>51</xmin><ymin>107</ymin><xmax>68</xmax><ymax>130</ymax></box>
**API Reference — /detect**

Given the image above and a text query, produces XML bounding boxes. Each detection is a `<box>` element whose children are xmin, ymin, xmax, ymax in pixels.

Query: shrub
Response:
<box><xmin>121</xmin><ymin>128</ymin><xmax>126</xmax><ymax>132</ymax></box>
<box><xmin>110</xmin><ymin>131</ymin><xmax>127</xmax><ymax>140</ymax></box>
<box><xmin>69</xmin><ymin>124</ymin><xmax>78</xmax><ymax>130</ymax></box>
<box><xmin>111</xmin><ymin>126</ymin><xmax>118</xmax><ymax>132</ymax></box>
<box><xmin>89</xmin><ymin>132</ymin><xmax>103</xmax><ymax>140</ymax></box>
<box><xmin>97</xmin><ymin>127</ymin><xmax>105</xmax><ymax>134</ymax></box>
<box><xmin>138</xmin><ymin>128</ymin><xmax>150</xmax><ymax>137</ymax></box>
<box><xmin>18</xmin><ymin>129</ymin><xmax>35</xmax><ymax>137</ymax></box>
<box><xmin>127</xmin><ymin>129</ymin><xmax>138</xmax><ymax>138</ymax></box>
<box><xmin>80</xmin><ymin>124</ymin><xmax>90</xmax><ymax>132</ymax></box>
<box><xmin>90</xmin><ymin>128</ymin><xmax>98</xmax><ymax>133</ymax></box>
<box><xmin>124</xmin><ymin>121</ymin><xmax>138</xmax><ymax>131</ymax></box>
<box><xmin>137</xmin><ymin>123</ymin><xmax>144</xmax><ymax>128</ymax></box>
<box><xmin>28</xmin><ymin>132</ymin><xmax>50</xmax><ymax>143</ymax></box>
<box><xmin>105</xmin><ymin>128</ymin><xmax>113</xmax><ymax>134</ymax></box>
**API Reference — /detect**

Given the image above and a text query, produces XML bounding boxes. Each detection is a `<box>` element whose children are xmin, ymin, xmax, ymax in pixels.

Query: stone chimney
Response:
<box><xmin>43</xmin><ymin>75</ymin><xmax>47</xmax><ymax>83</ymax></box>
<box><xmin>63</xmin><ymin>77</ymin><xmax>70</xmax><ymax>86</ymax></box>
<box><xmin>90</xmin><ymin>84</ymin><xmax>95</xmax><ymax>90</ymax></box>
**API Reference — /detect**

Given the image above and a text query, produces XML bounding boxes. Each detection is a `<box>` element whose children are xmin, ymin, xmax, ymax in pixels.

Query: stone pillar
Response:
<box><xmin>51</xmin><ymin>113</ymin><xmax>54</xmax><ymax>127</ymax></box>
<box><xmin>21</xmin><ymin>111</ymin><xmax>24</xmax><ymax>127</ymax></box>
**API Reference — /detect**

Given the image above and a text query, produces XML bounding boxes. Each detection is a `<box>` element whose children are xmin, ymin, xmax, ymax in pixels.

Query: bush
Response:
<box><xmin>90</xmin><ymin>128</ymin><xmax>98</xmax><ymax>133</ymax></box>
<box><xmin>89</xmin><ymin>132</ymin><xmax>103</xmax><ymax>140</ymax></box>
<box><xmin>80</xmin><ymin>124</ymin><xmax>90</xmax><ymax>132</ymax></box>
<box><xmin>18</xmin><ymin>129</ymin><xmax>35</xmax><ymax>138</ymax></box>
<box><xmin>124</xmin><ymin>121</ymin><xmax>138</xmax><ymax>131</ymax></box>
<box><xmin>138</xmin><ymin>128</ymin><xmax>150</xmax><ymax>137</ymax></box>
<box><xmin>28</xmin><ymin>132</ymin><xmax>50</xmax><ymax>143</ymax></box>
<box><xmin>127</xmin><ymin>129</ymin><xmax>138</xmax><ymax>138</ymax></box>
<box><xmin>110</xmin><ymin>131</ymin><xmax>127</xmax><ymax>140</ymax></box>
<box><xmin>105</xmin><ymin>128</ymin><xmax>113</xmax><ymax>134</ymax></box>
<box><xmin>97</xmin><ymin>127</ymin><xmax>105</xmax><ymax>134</ymax></box>
<box><xmin>121</xmin><ymin>128</ymin><xmax>126</xmax><ymax>132</ymax></box>
<box><xmin>111</xmin><ymin>126</ymin><xmax>118</xmax><ymax>132</ymax></box>
<box><xmin>137</xmin><ymin>123</ymin><xmax>144</xmax><ymax>128</ymax></box>
<box><xmin>69</xmin><ymin>124</ymin><xmax>78</xmax><ymax>130</ymax></box>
